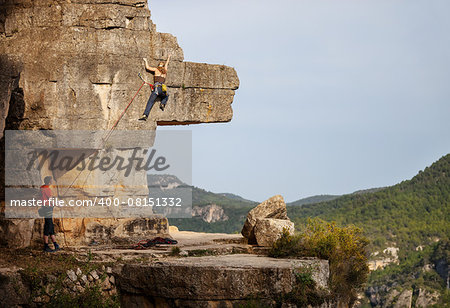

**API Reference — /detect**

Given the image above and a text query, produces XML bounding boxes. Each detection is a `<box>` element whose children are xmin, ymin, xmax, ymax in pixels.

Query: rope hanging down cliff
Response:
<box><xmin>62</xmin><ymin>74</ymin><xmax>153</xmax><ymax>197</ymax></box>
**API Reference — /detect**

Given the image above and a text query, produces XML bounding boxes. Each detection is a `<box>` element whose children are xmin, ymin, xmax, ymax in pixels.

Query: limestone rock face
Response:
<box><xmin>254</xmin><ymin>218</ymin><xmax>294</xmax><ymax>247</ymax></box>
<box><xmin>393</xmin><ymin>289</ymin><xmax>412</xmax><ymax>308</ymax></box>
<box><xmin>0</xmin><ymin>0</ymin><xmax>239</xmax><ymax>135</ymax></box>
<box><xmin>62</xmin><ymin>217</ymin><xmax>170</xmax><ymax>246</ymax></box>
<box><xmin>0</xmin><ymin>217</ymin><xmax>37</xmax><ymax>247</ymax></box>
<box><xmin>415</xmin><ymin>288</ymin><xmax>439</xmax><ymax>307</ymax></box>
<box><xmin>0</xmin><ymin>0</ymin><xmax>239</xmax><ymax>247</ymax></box>
<box><xmin>192</xmin><ymin>204</ymin><xmax>229</xmax><ymax>223</ymax></box>
<box><xmin>241</xmin><ymin>195</ymin><xmax>290</xmax><ymax>244</ymax></box>
<box><xmin>0</xmin><ymin>215</ymin><xmax>170</xmax><ymax>248</ymax></box>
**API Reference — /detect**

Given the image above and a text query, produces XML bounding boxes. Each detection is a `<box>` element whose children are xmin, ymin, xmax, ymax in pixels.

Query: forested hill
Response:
<box><xmin>287</xmin><ymin>195</ymin><xmax>340</xmax><ymax>207</ymax></box>
<box><xmin>287</xmin><ymin>154</ymin><xmax>450</xmax><ymax>254</ymax></box>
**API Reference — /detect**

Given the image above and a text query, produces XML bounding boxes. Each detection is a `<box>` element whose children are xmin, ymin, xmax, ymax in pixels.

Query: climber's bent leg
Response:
<box><xmin>160</xmin><ymin>93</ymin><xmax>169</xmax><ymax>111</ymax></box>
<box><xmin>143</xmin><ymin>91</ymin><xmax>158</xmax><ymax>116</ymax></box>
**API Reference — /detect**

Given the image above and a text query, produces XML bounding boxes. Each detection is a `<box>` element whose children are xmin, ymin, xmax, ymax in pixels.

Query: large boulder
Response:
<box><xmin>254</xmin><ymin>218</ymin><xmax>294</xmax><ymax>247</ymax></box>
<box><xmin>241</xmin><ymin>195</ymin><xmax>290</xmax><ymax>244</ymax></box>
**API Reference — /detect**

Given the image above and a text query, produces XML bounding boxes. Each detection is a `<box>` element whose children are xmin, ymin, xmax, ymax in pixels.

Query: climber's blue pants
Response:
<box><xmin>143</xmin><ymin>86</ymin><xmax>169</xmax><ymax>116</ymax></box>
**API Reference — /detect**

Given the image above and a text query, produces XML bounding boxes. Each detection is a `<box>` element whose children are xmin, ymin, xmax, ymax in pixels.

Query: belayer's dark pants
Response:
<box><xmin>44</xmin><ymin>218</ymin><xmax>55</xmax><ymax>236</ymax></box>
<box><xmin>143</xmin><ymin>86</ymin><xmax>169</xmax><ymax>116</ymax></box>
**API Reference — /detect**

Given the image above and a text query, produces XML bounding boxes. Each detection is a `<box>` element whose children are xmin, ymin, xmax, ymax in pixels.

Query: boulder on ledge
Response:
<box><xmin>241</xmin><ymin>195</ymin><xmax>292</xmax><ymax>245</ymax></box>
<box><xmin>254</xmin><ymin>218</ymin><xmax>295</xmax><ymax>247</ymax></box>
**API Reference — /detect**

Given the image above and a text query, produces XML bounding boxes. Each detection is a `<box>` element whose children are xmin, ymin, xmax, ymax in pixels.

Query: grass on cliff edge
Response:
<box><xmin>0</xmin><ymin>247</ymin><xmax>111</xmax><ymax>275</ymax></box>
<box><xmin>0</xmin><ymin>248</ymin><xmax>119</xmax><ymax>307</ymax></box>
<box><xmin>269</xmin><ymin>218</ymin><xmax>370</xmax><ymax>306</ymax></box>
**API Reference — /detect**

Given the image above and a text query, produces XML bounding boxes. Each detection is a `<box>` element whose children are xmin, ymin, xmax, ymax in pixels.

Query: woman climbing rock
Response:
<box><xmin>139</xmin><ymin>54</ymin><xmax>171</xmax><ymax>121</ymax></box>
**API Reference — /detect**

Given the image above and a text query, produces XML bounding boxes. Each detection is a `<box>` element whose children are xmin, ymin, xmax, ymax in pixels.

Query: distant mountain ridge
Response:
<box><xmin>287</xmin><ymin>195</ymin><xmax>340</xmax><ymax>206</ymax></box>
<box><xmin>217</xmin><ymin>193</ymin><xmax>255</xmax><ymax>203</ymax></box>
<box><xmin>287</xmin><ymin>188</ymin><xmax>386</xmax><ymax>207</ymax></box>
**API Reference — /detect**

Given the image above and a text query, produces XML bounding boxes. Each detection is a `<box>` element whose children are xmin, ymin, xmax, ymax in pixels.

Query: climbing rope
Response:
<box><xmin>101</xmin><ymin>74</ymin><xmax>153</xmax><ymax>143</ymax></box>
<box><xmin>62</xmin><ymin>75</ymin><xmax>152</xmax><ymax>196</ymax></box>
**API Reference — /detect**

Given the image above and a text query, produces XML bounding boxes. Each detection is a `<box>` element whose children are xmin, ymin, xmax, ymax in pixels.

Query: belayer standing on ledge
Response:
<box><xmin>41</xmin><ymin>176</ymin><xmax>60</xmax><ymax>253</ymax></box>
<box><xmin>139</xmin><ymin>54</ymin><xmax>171</xmax><ymax>121</ymax></box>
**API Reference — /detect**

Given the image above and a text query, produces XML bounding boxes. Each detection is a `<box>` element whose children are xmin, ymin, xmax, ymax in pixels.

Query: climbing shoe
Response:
<box><xmin>138</xmin><ymin>115</ymin><xmax>148</xmax><ymax>121</ymax></box>
<box><xmin>53</xmin><ymin>242</ymin><xmax>60</xmax><ymax>251</ymax></box>
<box><xmin>44</xmin><ymin>244</ymin><xmax>54</xmax><ymax>253</ymax></box>
<box><xmin>160</xmin><ymin>103</ymin><xmax>165</xmax><ymax>111</ymax></box>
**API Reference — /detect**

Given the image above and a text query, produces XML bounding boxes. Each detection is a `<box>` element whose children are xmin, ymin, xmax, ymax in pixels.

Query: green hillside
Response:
<box><xmin>217</xmin><ymin>193</ymin><xmax>256</xmax><ymax>203</ymax></box>
<box><xmin>287</xmin><ymin>188</ymin><xmax>384</xmax><ymax>207</ymax></box>
<box><xmin>287</xmin><ymin>154</ymin><xmax>450</xmax><ymax>255</ymax></box>
<box><xmin>287</xmin><ymin>154</ymin><xmax>450</xmax><ymax>306</ymax></box>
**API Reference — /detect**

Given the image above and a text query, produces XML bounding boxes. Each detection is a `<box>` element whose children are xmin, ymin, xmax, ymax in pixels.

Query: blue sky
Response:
<box><xmin>149</xmin><ymin>0</ymin><xmax>450</xmax><ymax>202</ymax></box>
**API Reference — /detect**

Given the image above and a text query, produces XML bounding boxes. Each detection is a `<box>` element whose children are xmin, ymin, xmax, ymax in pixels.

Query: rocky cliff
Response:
<box><xmin>0</xmin><ymin>0</ymin><xmax>239</xmax><ymax>133</ymax></box>
<box><xmin>0</xmin><ymin>0</ymin><xmax>239</xmax><ymax>247</ymax></box>
<box><xmin>192</xmin><ymin>204</ymin><xmax>229</xmax><ymax>223</ymax></box>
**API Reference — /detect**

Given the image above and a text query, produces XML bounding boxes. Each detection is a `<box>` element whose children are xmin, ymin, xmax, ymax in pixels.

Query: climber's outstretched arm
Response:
<box><xmin>164</xmin><ymin>54</ymin><xmax>171</xmax><ymax>71</ymax></box>
<box><xmin>143</xmin><ymin>58</ymin><xmax>156</xmax><ymax>72</ymax></box>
